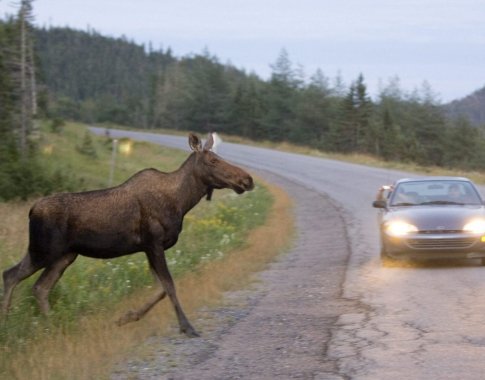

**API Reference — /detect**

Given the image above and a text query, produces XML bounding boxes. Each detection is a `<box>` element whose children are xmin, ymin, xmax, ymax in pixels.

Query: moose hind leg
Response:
<box><xmin>117</xmin><ymin>289</ymin><xmax>167</xmax><ymax>326</ymax></box>
<box><xmin>117</xmin><ymin>267</ymin><xmax>169</xmax><ymax>326</ymax></box>
<box><xmin>146</xmin><ymin>248</ymin><xmax>199</xmax><ymax>337</ymax></box>
<box><xmin>32</xmin><ymin>253</ymin><xmax>77</xmax><ymax>314</ymax></box>
<box><xmin>2</xmin><ymin>253</ymin><xmax>42</xmax><ymax>314</ymax></box>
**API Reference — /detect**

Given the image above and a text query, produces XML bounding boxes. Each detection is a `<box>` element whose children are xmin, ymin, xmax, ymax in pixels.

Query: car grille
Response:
<box><xmin>419</xmin><ymin>230</ymin><xmax>463</xmax><ymax>234</ymax></box>
<box><xmin>407</xmin><ymin>237</ymin><xmax>477</xmax><ymax>249</ymax></box>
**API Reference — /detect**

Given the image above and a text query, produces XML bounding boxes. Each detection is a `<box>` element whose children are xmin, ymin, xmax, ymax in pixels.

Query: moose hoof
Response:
<box><xmin>182</xmin><ymin>326</ymin><xmax>200</xmax><ymax>338</ymax></box>
<box><xmin>116</xmin><ymin>310</ymin><xmax>140</xmax><ymax>326</ymax></box>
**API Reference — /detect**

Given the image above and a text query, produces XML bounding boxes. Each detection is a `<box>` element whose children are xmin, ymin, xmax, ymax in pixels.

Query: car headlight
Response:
<box><xmin>385</xmin><ymin>221</ymin><xmax>418</xmax><ymax>236</ymax></box>
<box><xmin>463</xmin><ymin>219</ymin><xmax>485</xmax><ymax>234</ymax></box>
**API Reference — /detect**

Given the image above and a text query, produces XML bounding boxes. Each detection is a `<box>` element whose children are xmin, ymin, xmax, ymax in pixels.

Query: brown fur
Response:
<box><xmin>2</xmin><ymin>133</ymin><xmax>254</xmax><ymax>337</ymax></box>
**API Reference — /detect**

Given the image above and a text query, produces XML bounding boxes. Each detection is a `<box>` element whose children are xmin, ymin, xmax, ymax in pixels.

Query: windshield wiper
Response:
<box><xmin>419</xmin><ymin>200</ymin><xmax>464</xmax><ymax>205</ymax></box>
<box><xmin>392</xmin><ymin>202</ymin><xmax>416</xmax><ymax>206</ymax></box>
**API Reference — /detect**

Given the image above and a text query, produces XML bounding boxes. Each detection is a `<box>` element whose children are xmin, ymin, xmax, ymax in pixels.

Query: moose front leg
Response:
<box><xmin>146</xmin><ymin>247</ymin><xmax>199</xmax><ymax>337</ymax></box>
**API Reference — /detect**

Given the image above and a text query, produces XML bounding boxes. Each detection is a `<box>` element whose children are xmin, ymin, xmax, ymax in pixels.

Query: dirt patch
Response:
<box><xmin>111</xmin><ymin>171</ymin><xmax>364</xmax><ymax>379</ymax></box>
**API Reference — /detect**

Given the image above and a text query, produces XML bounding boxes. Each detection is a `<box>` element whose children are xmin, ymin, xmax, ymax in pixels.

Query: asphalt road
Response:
<box><xmin>93</xmin><ymin>128</ymin><xmax>485</xmax><ymax>379</ymax></box>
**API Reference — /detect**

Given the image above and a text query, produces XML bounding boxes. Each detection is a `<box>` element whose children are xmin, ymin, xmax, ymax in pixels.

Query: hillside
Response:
<box><xmin>30</xmin><ymin>26</ymin><xmax>485</xmax><ymax>170</ymax></box>
<box><xmin>443</xmin><ymin>85</ymin><xmax>485</xmax><ymax>126</ymax></box>
<box><xmin>1</xmin><ymin>16</ymin><xmax>485</xmax><ymax>172</ymax></box>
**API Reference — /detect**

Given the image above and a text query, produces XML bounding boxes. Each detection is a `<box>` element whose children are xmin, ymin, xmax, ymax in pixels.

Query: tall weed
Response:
<box><xmin>0</xmin><ymin>123</ymin><xmax>274</xmax><ymax>378</ymax></box>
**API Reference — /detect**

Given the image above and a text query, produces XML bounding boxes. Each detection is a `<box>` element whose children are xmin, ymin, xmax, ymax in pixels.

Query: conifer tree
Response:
<box><xmin>14</xmin><ymin>0</ymin><xmax>37</xmax><ymax>156</ymax></box>
<box><xmin>262</xmin><ymin>49</ymin><xmax>298</xmax><ymax>141</ymax></box>
<box><xmin>0</xmin><ymin>19</ymin><xmax>16</xmax><ymax>160</ymax></box>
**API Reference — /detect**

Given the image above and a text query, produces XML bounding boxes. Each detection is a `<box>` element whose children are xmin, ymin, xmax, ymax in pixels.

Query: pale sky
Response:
<box><xmin>1</xmin><ymin>0</ymin><xmax>484</xmax><ymax>102</ymax></box>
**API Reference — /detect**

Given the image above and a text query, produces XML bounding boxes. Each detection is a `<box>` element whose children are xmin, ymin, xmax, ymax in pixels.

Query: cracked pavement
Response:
<box><xmin>96</xmin><ymin>129</ymin><xmax>485</xmax><ymax>380</ymax></box>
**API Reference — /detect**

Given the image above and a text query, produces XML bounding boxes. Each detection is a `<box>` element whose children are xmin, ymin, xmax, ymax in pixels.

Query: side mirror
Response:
<box><xmin>372</xmin><ymin>200</ymin><xmax>387</xmax><ymax>208</ymax></box>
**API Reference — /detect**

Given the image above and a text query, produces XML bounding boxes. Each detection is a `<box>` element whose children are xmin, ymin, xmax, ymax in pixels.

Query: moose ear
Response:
<box><xmin>204</xmin><ymin>133</ymin><xmax>214</xmax><ymax>151</ymax></box>
<box><xmin>188</xmin><ymin>133</ymin><xmax>202</xmax><ymax>152</ymax></box>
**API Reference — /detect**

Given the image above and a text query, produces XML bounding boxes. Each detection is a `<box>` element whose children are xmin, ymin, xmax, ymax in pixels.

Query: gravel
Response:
<box><xmin>111</xmin><ymin>171</ymin><xmax>367</xmax><ymax>380</ymax></box>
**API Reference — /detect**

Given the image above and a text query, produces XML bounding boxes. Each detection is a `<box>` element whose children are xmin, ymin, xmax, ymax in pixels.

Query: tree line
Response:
<box><xmin>0</xmin><ymin>1</ymin><xmax>78</xmax><ymax>200</ymax></box>
<box><xmin>33</xmin><ymin>26</ymin><xmax>485</xmax><ymax>169</ymax></box>
<box><xmin>1</xmin><ymin>3</ymin><xmax>485</xmax><ymax>200</ymax></box>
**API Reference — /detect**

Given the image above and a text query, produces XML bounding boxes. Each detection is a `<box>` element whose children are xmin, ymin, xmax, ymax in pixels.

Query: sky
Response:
<box><xmin>1</xmin><ymin>0</ymin><xmax>484</xmax><ymax>102</ymax></box>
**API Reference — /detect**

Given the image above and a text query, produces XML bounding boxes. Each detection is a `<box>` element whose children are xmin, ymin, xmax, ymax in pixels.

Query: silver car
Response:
<box><xmin>372</xmin><ymin>177</ymin><xmax>485</xmax><ymax>266</ymax></box>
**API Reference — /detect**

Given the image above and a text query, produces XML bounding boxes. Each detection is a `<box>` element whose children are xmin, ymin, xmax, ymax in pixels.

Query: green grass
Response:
<box><xmin>220</xmin><ymin>135</ymin><xmax>485</xmax><ymax>185</ymax></box>
<box><xmin>0</xmin><ymin>122</ymin><xmax>273</xmax><ymax>366</ymax></box>
<box><xmin>98</xmin><ymin>123</ymin><xmax>485</xmax><ymax>185</ymax></box>
<box><xmin>38</xmin><ymin>121</ymin><xmax>186</xmax><ymax>190</ymax></box>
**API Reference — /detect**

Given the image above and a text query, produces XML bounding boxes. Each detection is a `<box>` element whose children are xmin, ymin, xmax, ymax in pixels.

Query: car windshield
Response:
<box><xmin>389</xmin><ymin>180</ymin><xmax>483</xmax><ymax>206</ymax></box>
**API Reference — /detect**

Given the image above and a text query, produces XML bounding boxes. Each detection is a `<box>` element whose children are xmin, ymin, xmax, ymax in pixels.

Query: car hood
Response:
<box><xmin>385</xmin><ymin>205</ymin><xmax>485</xmax><ymax>230</ymax></box>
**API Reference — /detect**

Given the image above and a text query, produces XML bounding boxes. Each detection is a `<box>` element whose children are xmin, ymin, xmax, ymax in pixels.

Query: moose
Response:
<box><xmin>2</xmin><ymin>133</ymin><xmax>254</xmax><ymax>337</ymax></box>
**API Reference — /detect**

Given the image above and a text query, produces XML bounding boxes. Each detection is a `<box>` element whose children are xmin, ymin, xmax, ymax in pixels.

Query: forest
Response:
<box><xmin>1</xmin><ymin>1</ymin><xmax>485</xmax><ymax>201</ymax></box>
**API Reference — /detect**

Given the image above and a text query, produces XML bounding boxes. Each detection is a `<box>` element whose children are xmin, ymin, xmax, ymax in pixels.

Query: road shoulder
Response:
<box><xmin>111</xmin><ymin>171</ymin><xmax>364</xmax><ymax>380</ymax></box>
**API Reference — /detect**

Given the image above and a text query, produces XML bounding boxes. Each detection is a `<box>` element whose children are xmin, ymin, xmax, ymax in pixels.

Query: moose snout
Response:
<box><xmin>240</xmin><ymin>175</ymin><xmax>254</xmax><ymax>192</ymax></box>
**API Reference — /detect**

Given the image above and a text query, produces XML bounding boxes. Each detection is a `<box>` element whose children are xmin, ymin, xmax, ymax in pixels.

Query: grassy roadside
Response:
<box><xmin>0</xmin><ymin>178</ymin><xmax>293</xmax><ymax>380</ymax></box>
<box><xmin>114</xmin><ymin>125</ymin><xmax>485</xmax><ymax>184</ymax></box>
<box><xmin>3</xmin><ymin>121</ymin><xmax>481</xmax><ymax>378</ymax></box>
<box><xmin>218</xmin><ymin>135</ymin><xmax>485</xmax><ymax>185</ymax></box>
<box><xmin>0</xmin><ymin>122</ymin><xmax>292</xmax><ymax>379</ymax></box>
